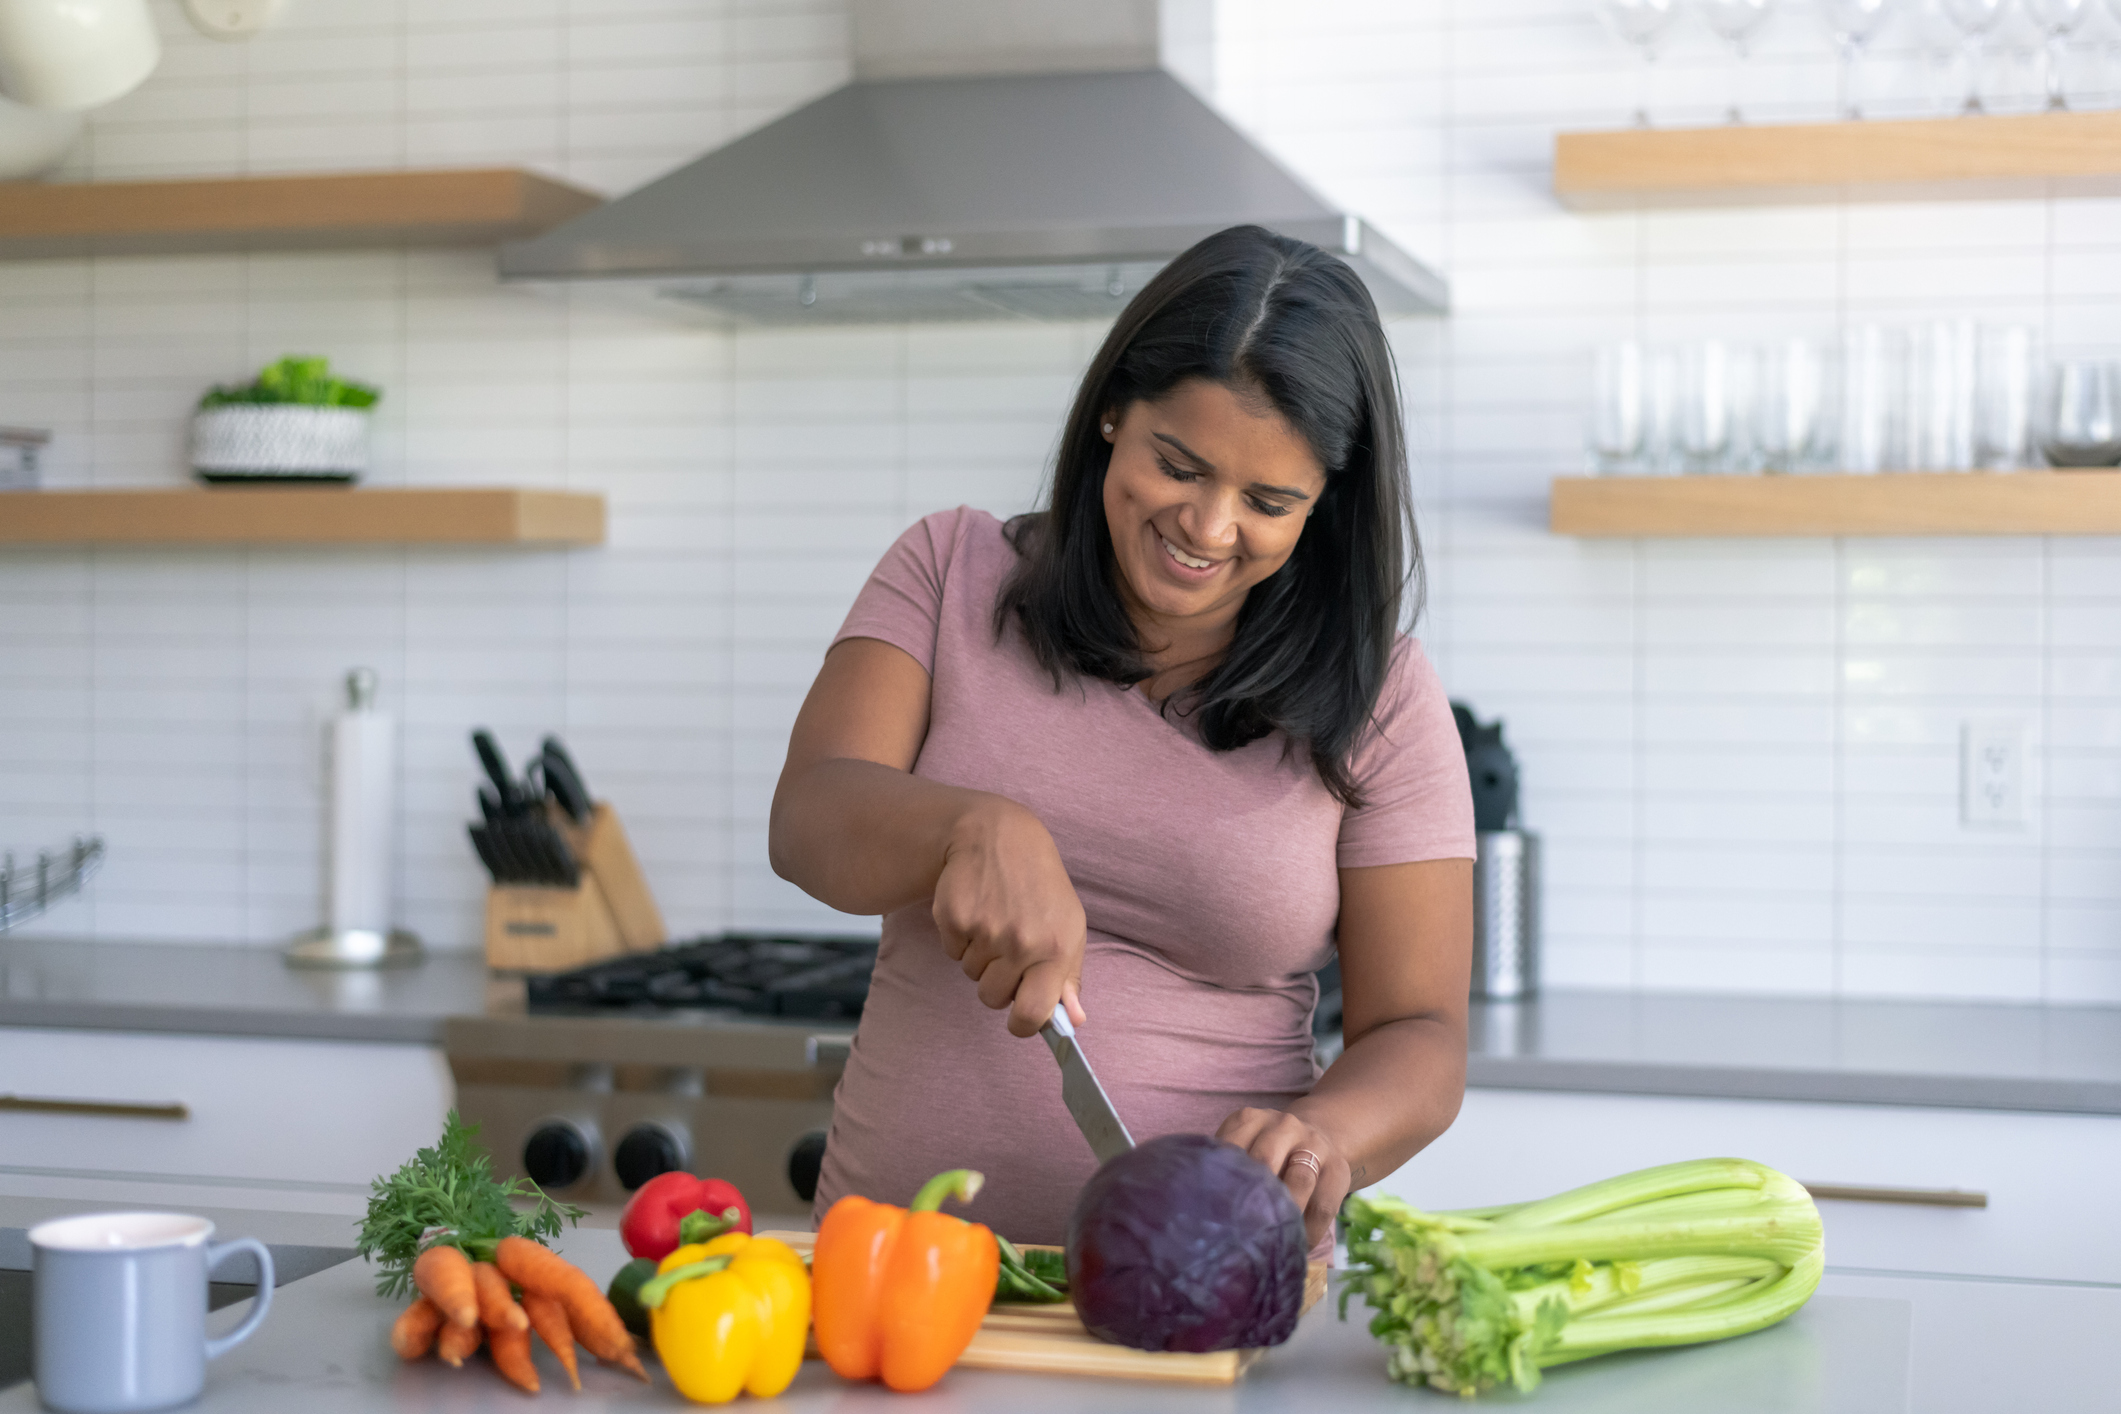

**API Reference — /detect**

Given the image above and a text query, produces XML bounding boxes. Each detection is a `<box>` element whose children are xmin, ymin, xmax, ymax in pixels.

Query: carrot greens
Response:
<box><xmin>356</xmin><ymin>1110</ymin><xmax>583</xmax><ymax>1300</ymax></box>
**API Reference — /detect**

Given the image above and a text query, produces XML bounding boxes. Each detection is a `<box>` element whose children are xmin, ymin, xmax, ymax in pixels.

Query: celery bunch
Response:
<box><xmin>1341</xmin><ymin>1158</ymin><xmax>1824</xmax><ymax>1397</ymax></box>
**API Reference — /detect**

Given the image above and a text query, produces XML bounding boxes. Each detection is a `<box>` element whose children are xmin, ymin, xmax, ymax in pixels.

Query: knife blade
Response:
<box><xmin>1040</xmin><ymin>1007</ymin><xmax>1134</xmax><ymax>1164</ymax></box>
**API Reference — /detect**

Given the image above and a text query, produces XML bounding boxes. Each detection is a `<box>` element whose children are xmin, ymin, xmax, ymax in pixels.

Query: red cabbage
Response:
<box><xmin>1065</xmin><ymin>1133</ymin><xmax>1307</xmax><ymax>1352</ymax></box>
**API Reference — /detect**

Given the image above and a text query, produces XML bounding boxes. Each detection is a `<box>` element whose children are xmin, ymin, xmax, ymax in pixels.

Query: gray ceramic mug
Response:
<box><xmin>30</xmin><ymin>1212</ymin><xmax>274</xmax><ymax>1414</ymax></box>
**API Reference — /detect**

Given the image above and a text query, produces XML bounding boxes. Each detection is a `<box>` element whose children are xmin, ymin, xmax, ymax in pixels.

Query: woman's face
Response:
<box><xmin>1101</xmin><ymin>378</ymin><xmax>1327</xmax><ymax>639</ymax></box>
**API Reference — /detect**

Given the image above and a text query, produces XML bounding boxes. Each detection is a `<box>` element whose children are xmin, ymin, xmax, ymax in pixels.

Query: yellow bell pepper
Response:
<box><xmin>640</xmin><ymin>1231</ymin><xmax>811</xmax><ymax>1404</ymax></box>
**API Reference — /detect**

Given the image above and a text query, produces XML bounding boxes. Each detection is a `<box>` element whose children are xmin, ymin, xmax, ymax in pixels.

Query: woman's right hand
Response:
<box><xmin>932</xmin><ymin>798</ymin><xmax>1089</xmax><ymax>1038</ymax></box>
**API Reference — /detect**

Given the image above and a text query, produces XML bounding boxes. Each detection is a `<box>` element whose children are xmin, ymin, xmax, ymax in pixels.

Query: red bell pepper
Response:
<box><xmin>619</xmin><ymin>1173</ymin><xmax>752</xmax><ymax>1262</ymax></box>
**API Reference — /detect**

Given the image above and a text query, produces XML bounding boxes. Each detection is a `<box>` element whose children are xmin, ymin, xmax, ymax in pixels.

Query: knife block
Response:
<box><xmin>553</xmin><ymin>802</ymin><xmax>664</xmax><ymax>952</ymax></box>
<box><xmin>482</xmin><ymin>800</ymin><xmax>666</xmax><ymax>973</ymax></box>
<box><xmin>484</xmin><ymin>875</ymin><xmax>623</xmax><ymax>973</ymax></box>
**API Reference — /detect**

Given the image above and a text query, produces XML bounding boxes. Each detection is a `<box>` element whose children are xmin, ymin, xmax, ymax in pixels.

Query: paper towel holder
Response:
<box><xmin>285</xmin><ymin>668</ymin><xmax>424</xmax><ymax>970</ymax></box>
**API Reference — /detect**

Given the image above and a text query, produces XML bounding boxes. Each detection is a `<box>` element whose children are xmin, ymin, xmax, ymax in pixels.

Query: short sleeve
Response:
<box><xmin>1336</xmin><ymin>639</ymin><xmax>1477</xmax><ymax>870</ymax></box>
<box><xmin>831</xmin><ymin>509</ymin><xmax>972</xmax><ymax>675</ymax></box>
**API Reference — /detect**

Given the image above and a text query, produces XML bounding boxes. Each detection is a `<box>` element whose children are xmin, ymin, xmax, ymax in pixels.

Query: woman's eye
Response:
<box><xmin>1156</xmin><ymin>456</ymin><xmax>1196</xmax><ymax>483</ymax></box>
<box><xmin>1250</xmin><ymin>498</ymin><xmax>1293</xmax><ymax>518</ymax></box>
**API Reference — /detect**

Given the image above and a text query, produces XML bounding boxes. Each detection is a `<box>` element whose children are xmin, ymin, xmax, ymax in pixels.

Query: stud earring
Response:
<box><xmin>1102</xmin><ymin>423</ymin><xmax>1114</xmax><ymax>434</ymax></box>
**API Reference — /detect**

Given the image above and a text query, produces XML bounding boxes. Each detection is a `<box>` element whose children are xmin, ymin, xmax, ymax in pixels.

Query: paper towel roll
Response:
<box><xmin>328</xmin><ymin>669</ymin><xmax>394</xmax><ymax>936</ymax></box>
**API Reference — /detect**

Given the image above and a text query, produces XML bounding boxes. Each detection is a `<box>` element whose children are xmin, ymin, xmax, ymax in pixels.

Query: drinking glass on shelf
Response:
<box><xmin>1595</xmin><ymin>0</ymin><xmax>1684</xmax><ymax>127</ymax></box>
<box><xmin>1587</xmin><ymin>341</ymin><xmax>1648</xmax><ymax>474</ymax></box>
<box><xmin>1678</xmin><ymin>340</ymin><xmax>1752</xmax><ymax>473</ymax></box>
<box><xmin>1975</xmin><ymin>324</ymin><xmax>2036</xmax><ymax>470</ymax></box>
<box><xmin>2037</xmin><ymin>360</ymin><xmax>2121</xmax><ymax>467</ymax></box>
<box><xmin>2025</xmin><ymin>0</ymin><xmax>2092</xmax><ymax>109</ymax></box>
<box><xmin>1907</xmin><ymin>320</ymin><xmax>1978</xmax><ymax>470</ymax></box>
<box><xmin>1755</xmin><ymin>339</ymin><xmax>1832</xmax><ymax>472</ymax></box>
<box><xmin>1839</xmin><ymin>323</ymin><xmax>1907</xmax><ymax>473</ymax></box>
<box><xmin>1701</xmin><ymin>0</ymin><xmax>1777</xmax><ymax>123</ymax></box>
<box><xmin>1937</xmin><ymin>0</ymin><xmax>2012</xmax><ymax>114</ymax></box>
<box><xmin>1818</xmin><ymin>0</ymin><xmax>1902</xmax><ymax>118</ymax></box>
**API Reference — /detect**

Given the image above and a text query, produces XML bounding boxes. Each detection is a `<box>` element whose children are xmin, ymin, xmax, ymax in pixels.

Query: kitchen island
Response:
<box><xmin>1</xmin><ymin>1219</ymin><xmax>2113</xmax><ymax>1412</ymax></box>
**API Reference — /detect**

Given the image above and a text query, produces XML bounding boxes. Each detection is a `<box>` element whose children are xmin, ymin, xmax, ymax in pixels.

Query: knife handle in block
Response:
<box><xmin>551</xmin><ymin>800</ymin><xmax>665</xmax><ymax>951</ymax></box>
<box><xmin>484</xmin><ymin>875</ymin><xmax>624</xmax><ymax>973</ymax></box>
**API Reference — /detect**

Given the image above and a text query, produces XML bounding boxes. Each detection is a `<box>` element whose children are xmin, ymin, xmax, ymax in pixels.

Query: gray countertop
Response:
<box><xmin>0</xmin><ymin>938</ymin><xmax>498</xmax><ymax>1045</ymax></box>
<box><xmin>3</xmin><ymin>1221</ymin><xmax>2114</xmax><ymax>1413</ymax></box>
<box><xmin>4</xmin><ymin>938</ymin><xmax>2118</xmax><ymax>1114</ymax></box>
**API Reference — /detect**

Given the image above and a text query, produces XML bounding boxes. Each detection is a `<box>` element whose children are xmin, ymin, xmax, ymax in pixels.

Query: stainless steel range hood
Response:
<box><xmin>499</xmin><ymin>0</ymin><xmax>1447</xmax><ymax>324</ymax></box>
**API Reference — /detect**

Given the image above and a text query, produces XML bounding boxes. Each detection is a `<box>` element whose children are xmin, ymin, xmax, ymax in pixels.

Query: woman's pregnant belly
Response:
<box><xmin>813</xmin><ymin>911</ymin><xmax>1320</xmax><ymax>1246</ymax></box>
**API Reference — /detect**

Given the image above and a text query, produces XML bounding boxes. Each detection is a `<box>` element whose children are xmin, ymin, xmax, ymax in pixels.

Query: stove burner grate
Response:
<box><xmin>526</xmin><ymin>932</ymin><xmax>879</xmax><ymax>1019</ymax></box>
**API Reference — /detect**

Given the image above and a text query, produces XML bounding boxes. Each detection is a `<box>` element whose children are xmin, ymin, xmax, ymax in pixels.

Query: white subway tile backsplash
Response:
<box><xmin>0</xmin><ymin>0</ymin><xmax>2113</xmax><ymax>997</ymax></box>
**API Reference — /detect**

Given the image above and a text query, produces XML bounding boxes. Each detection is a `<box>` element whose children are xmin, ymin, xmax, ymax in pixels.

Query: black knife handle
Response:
<box><xmin>541</xmin><ymin>737</ymin><xmax>594</xmax><ymax>823</ymax></box>
<box><xmin>471</xmin><ymin>729</ymin><xmax>522</xmax><ymax>814</ymax></box>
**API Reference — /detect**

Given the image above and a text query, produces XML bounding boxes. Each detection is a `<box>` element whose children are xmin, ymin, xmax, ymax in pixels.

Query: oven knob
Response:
<box><xmin>788</xmin><ymin>1129</ymin><xmax>828</xmax><ymax>1205</ymax></box>
<box><xmin>614</xmin><ymin>1122</ymin><xmax>690</xmax><ymax>1190</ymax></box>
<box><xmin>522</xmin><ymin>1121</ymin><xmax>595</xmax><ymax>1190</ymax></box>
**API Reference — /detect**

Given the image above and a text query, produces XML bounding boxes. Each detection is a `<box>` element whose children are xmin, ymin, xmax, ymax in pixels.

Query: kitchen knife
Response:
<box><xmin>472</xmin><ymin>728</ymin><xmax>526</xmax><ymax>816</ymax></box>
<box><xmin>477</xmin><ymin>785</ymin><xmax>505</xmax><ymax>827</ymax></box>
<box><xmin>1040</xmin><ymin>1007</ymin><xmax>1135</xmax><ymax>1164</ymax></box>
<box><xmin>468</xmin><ymin>823</ymin><xmax>507</xmax><ymax>882</ymax></box>
<box><xmin>541</xmin><ymin>737</ymin><xmax>593</xmax><ymax>824</ymax></box>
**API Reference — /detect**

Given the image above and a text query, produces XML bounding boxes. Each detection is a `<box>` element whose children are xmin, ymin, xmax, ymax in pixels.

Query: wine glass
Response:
<box><xmin>2025</xmin><ymin>0</ymin><xmax>2091</xmax><ymax>109</ymax></box>
<box><xmin>1701</xmin><ymin>0</ymin><xmax>1778</xmax><ymax>123</ymax></box>
<box><xmin>1818</xmin><ymin>0</ymin><xmax>1901</xmax><ymax>118</ymax></box>
<box><xmin>1595</xmin><ymin>0</ymin><xmax>1684</xmax><ymax>126</ymax></box>
<box><xmin>1937</xmin><ymin>0</ymin><xmax>2012</xmax><ymax>114</ymax></box>
<box><xmin>2037</xmin><ymin>361</ymin><xmax>2121</xmax><ymax>467</ymax></box>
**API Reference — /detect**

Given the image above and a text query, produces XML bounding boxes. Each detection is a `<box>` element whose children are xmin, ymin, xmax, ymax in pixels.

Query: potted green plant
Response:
<box><xmin>191</xmin><ymin>356</ymin><xmax>381</xmax><ymax>483</ymax></box>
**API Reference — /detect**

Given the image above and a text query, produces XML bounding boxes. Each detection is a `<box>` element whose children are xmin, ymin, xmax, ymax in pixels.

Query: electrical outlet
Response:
<box><xmin>183</xmin><ymin>0</ymin><xmax>282</xmax><ymax>41</ymax></box>
<box><xmin>1961</xmin><ymin>719</ymin><xmax>2027</xmax><ymax>828</ymax></box>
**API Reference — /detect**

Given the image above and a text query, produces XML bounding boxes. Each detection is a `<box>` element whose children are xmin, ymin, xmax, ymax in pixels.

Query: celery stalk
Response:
<box><xmin>1342</xmin><ymin>1159</ymin><xmax>1826</xmax><ymax>1397</ymax></box>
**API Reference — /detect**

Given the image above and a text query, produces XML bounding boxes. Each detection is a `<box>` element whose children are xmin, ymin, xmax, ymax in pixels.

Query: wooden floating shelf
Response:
<box><xmin>1554</xmin><ymin>110</ymin><xmax>2121</xmax><ymax>209</ymax></box>
<box><xmin>0</xmin><ymin>168</ymin><xmax>602</xmax><ymax>259</ymax></box>
<box><xmin>0</xmin><ymin>487</ymin><xmax>605</xmax><ymax>546</ymax></box>
<box><xmin>1551</xmin><ymin>471</ymin><xmax>2121</xmax><ymax>537</ymax></box>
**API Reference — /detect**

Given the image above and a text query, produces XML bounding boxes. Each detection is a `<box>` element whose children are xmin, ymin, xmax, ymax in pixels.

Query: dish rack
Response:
<box><xmin>0</xmin><ymin>837</ymin><xmax>105</xmax><ymax>932</ymax></box>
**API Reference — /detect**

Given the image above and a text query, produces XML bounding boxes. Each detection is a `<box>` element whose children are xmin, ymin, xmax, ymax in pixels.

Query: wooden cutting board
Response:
<box><xmin>758</xmin><ymin>1231</ymin><xmax>1328</xmax><ymax>1386</ymax></box>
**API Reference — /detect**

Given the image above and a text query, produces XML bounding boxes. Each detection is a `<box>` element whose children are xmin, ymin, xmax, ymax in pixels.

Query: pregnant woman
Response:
<box><xmin>770</xmin><ymin>225</ymin><xmax>1474</xmax><ymax>1251</ymax></box>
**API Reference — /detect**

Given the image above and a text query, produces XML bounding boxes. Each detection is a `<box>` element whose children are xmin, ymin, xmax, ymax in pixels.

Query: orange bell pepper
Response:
<box><xmin>812</xmin><ymin>1169</ymin><xmax>1000</xmax><ymax>1393</ymax></box>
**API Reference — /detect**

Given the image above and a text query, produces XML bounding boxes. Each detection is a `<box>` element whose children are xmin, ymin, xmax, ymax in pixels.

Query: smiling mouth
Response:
<box><xmin>1158</xmin><ymin>532</ymin><xmax>1217</xmax><ymax>572</ymax></box>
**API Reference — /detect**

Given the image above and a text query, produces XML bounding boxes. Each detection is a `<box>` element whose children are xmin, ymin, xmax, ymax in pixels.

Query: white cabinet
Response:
<box><xmin>1373</xmin><ymin>1087</ymin><xmax>2121</xmax><ymax>1286</ymax></box>
<box><xmin>0</xmin><ymin>1026</ymin><xmax>451</xmax><ymax>1189</ymax></box>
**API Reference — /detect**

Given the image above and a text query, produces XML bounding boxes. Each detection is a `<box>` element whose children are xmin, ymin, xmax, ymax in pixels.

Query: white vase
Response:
<box><xmin>191</xmin><ymin>406</ymin><xmax>370</xmax><ymax>480</ymax></box>
<box><xmin>0</xmin><ymin>0</ymin><xmax>161</xmax><ymax>112</ymax></box>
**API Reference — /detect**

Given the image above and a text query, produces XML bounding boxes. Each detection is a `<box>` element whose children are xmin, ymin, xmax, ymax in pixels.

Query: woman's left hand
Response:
<box><xmin>1214</xmin><ymin>1107</ymin><xmax>1352</xmax><ymax>1252</ymax></box>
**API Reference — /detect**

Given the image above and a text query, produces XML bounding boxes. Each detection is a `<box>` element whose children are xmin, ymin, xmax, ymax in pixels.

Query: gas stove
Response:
<box><xmin>526</xmin><ymin>933</ymin><xmax>876</xmax><ymax>1019</ymax></box>
<box><xmin>448</xmin><ymin>933</ymin><xmax>879</xmax><ymax>1215</ymax></box>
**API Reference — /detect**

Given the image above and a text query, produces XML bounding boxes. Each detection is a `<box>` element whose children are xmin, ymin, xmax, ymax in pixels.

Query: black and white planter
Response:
<box><xmin>191</xmin><ymin>405</ymin><xmax>370</xmax><ymax>483</ymax></box>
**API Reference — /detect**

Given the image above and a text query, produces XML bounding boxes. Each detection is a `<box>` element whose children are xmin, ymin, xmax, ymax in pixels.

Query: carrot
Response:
<box><xmin>470</xmin><ymin>1261</ymin><xmax>530</xmax><ymax>1334</ymax></box>
<box><xmin>413</xmin><ymin>1245</ymin><xmax>480</xmax><ymax>1330</ymax></box>
<box><xmin>486</xmin><ymin>1322</ymin><xmax>541</xmax><ymax>1395</ymax></box>
<box><xmin>521</xmin><ymin>1291</ymin><xmax>581</xmax><ymax>1392</ymax></box>
<box><xmin>390</xmin><ymin>1297</ymin><xmax>445</xmax><ymax>1360</ymax></box>
<box><xmin>494</xmin><ymin>1236</ymin><xmax>647</xmax><ymax>1382</ymax></box>
<box><xmin>436</xmin><ymin>1318</ymin><xmax>482</xmax><ymax>1369</ymax></box>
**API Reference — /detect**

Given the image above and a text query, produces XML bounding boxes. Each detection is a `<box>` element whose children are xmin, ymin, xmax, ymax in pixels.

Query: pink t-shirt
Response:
<box><xmin>813</xmin><ymin>507</ymin><xmax>1474</xmax><ymax>1243</ymax></box>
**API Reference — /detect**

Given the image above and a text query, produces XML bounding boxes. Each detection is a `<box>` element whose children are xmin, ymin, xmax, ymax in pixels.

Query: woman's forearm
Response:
<box><xmin>1289</xmin><ymin>1014</ymin><xmax>1466</xmax><ymax>1190</ymax></box>
<box><xmin>768</xmin><ymin>757</ymin><xmax>1004</xmax><ymax>916</ymax></box>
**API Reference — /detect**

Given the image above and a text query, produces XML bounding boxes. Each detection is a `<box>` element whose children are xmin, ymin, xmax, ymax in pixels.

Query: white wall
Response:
<box><xmin>2</xmin><ymin>0</ymin><xmax>2117</xmax><ymax>1006</ymax></box>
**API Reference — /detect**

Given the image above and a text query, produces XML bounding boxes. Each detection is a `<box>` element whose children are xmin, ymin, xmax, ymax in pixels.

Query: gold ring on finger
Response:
<box><xmin>1284</xmin><ymin>1148</ymin><xmax>1323</xmax><ymax>1179</ymax></box>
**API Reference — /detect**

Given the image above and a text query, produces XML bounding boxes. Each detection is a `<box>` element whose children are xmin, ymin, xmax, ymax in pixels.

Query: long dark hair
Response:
<box><xmin>996</xmin><ymin>224</ymin><xmax>1421</xmax><ymax>806</ymax></box>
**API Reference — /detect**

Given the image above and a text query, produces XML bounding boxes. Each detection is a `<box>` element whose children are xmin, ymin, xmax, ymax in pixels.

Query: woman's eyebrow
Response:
<box><xmin>1152</xmin><ymin>431</ymin><xmax>1313</xmax><ymax>500</ymax></box>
